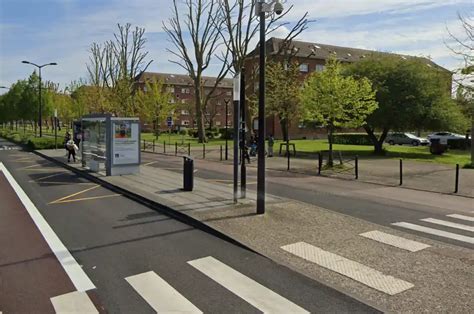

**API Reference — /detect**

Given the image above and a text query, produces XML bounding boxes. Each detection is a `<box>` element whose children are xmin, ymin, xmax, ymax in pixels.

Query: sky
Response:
<box><xmin>0</xmin><ymin>0</ymin><xmax>472</xmax><ymax>94</ymax></box>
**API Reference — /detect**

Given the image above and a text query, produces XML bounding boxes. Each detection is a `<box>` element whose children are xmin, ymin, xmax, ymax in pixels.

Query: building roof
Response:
<box><xmin>249</xmin><ymin>37</ymin><xmax>451</xmax><ymax>73</ymax></box>
<box><xmin>136</xmin><ymin>72</ymin><xmax>233</xmax><ymax>88</ymax></box>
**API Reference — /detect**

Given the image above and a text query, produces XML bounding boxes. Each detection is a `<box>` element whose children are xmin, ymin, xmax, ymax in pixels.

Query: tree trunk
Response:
<box><xmin>364</xmin><ymin>125</ymin><xmax>388</xmax><ymax>155</ymax></box>
<box><xmin>328</xmin><ymin>126</ymin><xmax>334</xmax><ymax>167</ymax></box>
<box><xmin>280</xmin><ymin>116</ymin><xmax>288</xmax><ymax>141</ymax></box>
<box><xmin>194</xmin><ymin>85</ymin><xmax>206</xmax><ymax>143</ymax></box>
<box><xmin>471</xmin><ymin>116</ymin><xmax>473</xmax><ymax>167</ymax></box>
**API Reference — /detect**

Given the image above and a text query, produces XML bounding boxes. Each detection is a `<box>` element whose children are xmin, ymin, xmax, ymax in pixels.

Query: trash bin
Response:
<box><xmin>429</xmin><ymin>138</ymin><xmax>447</xmax><ymax>155</ymax></box>
<box><xmin>183</xmin><ymin>156</ymin><xmax>194</xmax><ymax>191</ymax></box>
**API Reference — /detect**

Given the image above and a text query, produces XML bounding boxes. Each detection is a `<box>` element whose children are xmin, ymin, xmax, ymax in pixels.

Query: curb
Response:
<box><xmin>33</xmin><ymin>150</ymin><xmax>262</xmax><ymax>258</ymax></box>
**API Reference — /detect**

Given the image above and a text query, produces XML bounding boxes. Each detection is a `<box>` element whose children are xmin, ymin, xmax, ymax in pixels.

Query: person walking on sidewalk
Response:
<box><xmin>268</xmin><ymin>134</ymin><xmax>274</xmax><ymax>157</ymax></box>
<box><xmin>66</xmin><ymin>138</ymin><xmax>77</xmax><ymax>162</ymax></box>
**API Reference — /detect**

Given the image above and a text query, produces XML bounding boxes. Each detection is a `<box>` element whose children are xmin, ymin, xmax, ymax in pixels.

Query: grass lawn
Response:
<box><xmin>141</xmin><ymin>132</ymin><xmax>227</xmax><ymax>147</ymax></box>
<box><xmin>279</xmin><ymin>139</ymin><xmax>471</xmax><ymax>166</ymax></box>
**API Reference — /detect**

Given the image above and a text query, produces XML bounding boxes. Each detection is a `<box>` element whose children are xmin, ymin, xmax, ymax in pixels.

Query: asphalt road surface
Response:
<box><xmin>141</xmin><ymin>152</ymin><xmax>474</xmax><ymax>250</ymax></box>
<box><xmin>0</xmin><ymin>148</ymin><xmax>377</xmax><ymax>313</ymax></box>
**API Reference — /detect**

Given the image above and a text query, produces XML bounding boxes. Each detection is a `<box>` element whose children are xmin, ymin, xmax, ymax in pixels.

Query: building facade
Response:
<box><xmin>244</xmin><ymin>37</ymin><xmax>453</xmax><ymax>139</ymax></box>
<box><xmin>135</xmin><ymin>72</ymin><xmax>234</xmax><ymax>131</ymax></box>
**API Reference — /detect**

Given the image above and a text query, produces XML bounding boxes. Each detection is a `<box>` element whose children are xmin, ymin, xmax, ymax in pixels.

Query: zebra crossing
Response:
<box><xmin>392</xmin><ymin>212</ymin><xmax>474</xmax><ymax>245</ymax></box>
<box><xmin>51</xmin><ymin>256</ymin><xmax>311</xmax><ymax>313</ymax></box>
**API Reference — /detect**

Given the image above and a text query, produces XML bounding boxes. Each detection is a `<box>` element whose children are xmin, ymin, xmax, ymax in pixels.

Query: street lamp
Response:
<box><xmin>256</xmin><ymin>0</ymin><xmax>283</xmax><ymax>215</ymax></box>
<box><xmin>21</xmin><ymin>60</ymin><xmax>58</xmax><ymax>137</ymax></box>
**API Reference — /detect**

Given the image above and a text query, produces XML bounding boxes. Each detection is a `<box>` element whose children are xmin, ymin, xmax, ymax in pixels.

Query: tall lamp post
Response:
<box><xmin>21</xmin><ymin>61</ymin><xmax>57</xmax><ymax>137</ymax></box>
<box><xmin>256</xmin><ymin>0</ymin><xmax>283</xmax><ymax>215</ymax></box>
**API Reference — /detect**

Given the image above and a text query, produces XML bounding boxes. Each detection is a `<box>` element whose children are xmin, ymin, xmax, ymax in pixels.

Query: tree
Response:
<box><xmin>86</xmin><ymin>23</ymin><xmax>152</xmax><ymax>116</ymax></box>
<box><xmin>163</xmin><ymin>0</ymin><xmax>230</xmax><ymax>143</ymax></box>
<box><xmin>217</xmin><ymin>0</ymin><xmax>310</xmax><ymax>135</ymax></box>
<box><xmin>135</xmin><ymin>78</ymin><xmax>176</xmax><ymax>139</ymax></box>
<box><xmin>446</xmin><ymin>13</ymin><xmax>473</xmax><ymax>166</ymax></box>
<box><xmin>301</xmin><ymin>58</ymin><xmax>378</xmax><ymax>166</ymax></box>
<box><xmin>266</xmin><ymin>60</ymin><xmax>301</xmax><ymax>141</ymax></box>
<box><xmin>346</xmin><ymin>54</ymin><xmax>458</xmax><ymax>154</ymax></box>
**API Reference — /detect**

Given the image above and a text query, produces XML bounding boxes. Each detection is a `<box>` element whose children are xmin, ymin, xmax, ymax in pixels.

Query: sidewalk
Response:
<box><xmin>37</xmin><ymin>149</ymin><xmax>474</xmax><ymax>313</ymax></box>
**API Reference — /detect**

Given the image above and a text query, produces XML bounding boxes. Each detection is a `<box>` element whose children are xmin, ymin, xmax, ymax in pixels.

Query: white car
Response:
<box><xmin>427</xmin><ymin>132</ymin><xmax>469</xmax><ymax>142</ymax></box>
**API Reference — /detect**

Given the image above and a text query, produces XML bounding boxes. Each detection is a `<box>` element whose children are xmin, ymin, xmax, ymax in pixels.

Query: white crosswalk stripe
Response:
<box><xmin>446</xmin><ymin>214</ymin><xmax>474</xmax><ymax>222</ymax></box>
<box><xmin>50</xmin><ymin>291</ymin><xmax>98</xmax><ymax>314</ymax></box>
<box><xmin>281</xmin><ymin>242</ymin><xmax>414</xmax><ymax>295</ymax></box>
<box><xmin>392</xmin><ymin>222</ymin><xmax>474</xmax><ymax>244</ymax></box>
<box><xmin>359</xmin><ymin>230</ymin><xmax>430</xmax><ymax>252</ymax></box>
<box><xmin>125</xmin><ymin>271</ymin><xmax>202</xmax><ymax>313</ymax></box>
<box><xmin>420</xmin><ymin>218</ymin><xmax>474</xmax><ymax>232</ymax></box>
<box><xmin>188</xmin><ymin>256</ymin><xmax>309</xmax><ymax>313</ymax></box>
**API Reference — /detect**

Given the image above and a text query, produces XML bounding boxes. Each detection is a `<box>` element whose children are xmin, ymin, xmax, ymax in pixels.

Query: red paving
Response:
<box><xmin>0</xmin><ymin>172</ymin><xmax>75</xmax><ymax>313</ymax></box>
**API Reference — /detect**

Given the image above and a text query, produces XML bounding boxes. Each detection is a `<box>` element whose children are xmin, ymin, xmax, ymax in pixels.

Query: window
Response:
<box><xmin>226</xmin><ymin>91</ymin><xmax>232</xmax><ymax>96</ymax></box>
<box><xmin>167</xmin><ymin>87</ymin><xmax>175</xmax><ymax>93</ymax></box>
<box><xmin>181</xmin><ymin>88</ymin><xmax>190</xmax><ymax>94</ymax></box>
<box><xmin>216</xmin><ymin>121</ymin><xmax>221</xmax><ymax>126</ymax></box>
<box><xmin>181</xmin><ymin>110</ymin><xmax>189</xmax><ymax>115</ymax></box>
<box><xmin>169</xmin><ymin>98</ymin><xmax>175</xmax><ymax>103</ymax></box>
<box><xmin>315</xmin><ymin>64</ymin><xmax>325</xmax><ymax>72</ymax></box>
<box><xmin>181</xmin><ymin>120</ymin><xmax>190</xmax><ymax>126</ymax></box>
<box><xmin>299</xmin><ymin>63</ymin><xmax>309</xmax><ymax>72</ymax></box>
<box><xmin>181</xmin><ymin>99</ymin><xmax>187</xmax><ymax>104</ymax></box>
<box><xmin>216</xmin><ymin>102</ymin><xmax>222</xmax><ymax>106</ymax></box>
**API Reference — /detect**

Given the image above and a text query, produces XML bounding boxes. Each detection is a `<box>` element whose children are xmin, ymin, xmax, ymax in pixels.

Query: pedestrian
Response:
<box><xmin>249</xmin><ymin>136</ymin><xmax>257</xmax><ymax>156</ymax></box>
<box><xmin>268</xmin><ymin>134</ymin><xmax>274</xmax><ymax>157</ymax></box>
<box><xmin>66</xmin><ymin>138</ymin><xmax>77</xmax><ymax>162</ymax></box>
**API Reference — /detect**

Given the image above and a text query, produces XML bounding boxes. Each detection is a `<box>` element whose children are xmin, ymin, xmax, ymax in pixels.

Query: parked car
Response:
<box><xmin>427</xmin><ymin>132</ymin><xmax>469</xmax><ymax>141</ymax></box>
<box><xmin>385</xmin><ymin>132</ymin><xmax>430</xmax><ymax>146</ymax></box>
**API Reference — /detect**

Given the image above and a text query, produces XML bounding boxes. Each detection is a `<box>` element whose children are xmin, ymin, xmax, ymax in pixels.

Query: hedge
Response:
<box><xmin>332</xmin><ymin>133</ymin><xmax>373</xmax><ymax>145</ymax></box>
<box><xmin>27</xmin><ymin>137</ymin><xmax>57</xmax><ymax>150</ymax></box>
<box><xmin>447</xmin><ymin>138</ymin><xmax>471</xmax><ymax>150</ymax></box>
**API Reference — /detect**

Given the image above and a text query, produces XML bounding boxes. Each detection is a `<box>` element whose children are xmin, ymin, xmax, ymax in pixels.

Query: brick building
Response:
<box><xmin>244</xmin><ymin>37</ymin><xmax>452</xmax><ymax>139</ymax></box>
<box><xmin>135</xmin><ymin>72</ymin><xmax>234</xmax><ymax>131</ymax></box>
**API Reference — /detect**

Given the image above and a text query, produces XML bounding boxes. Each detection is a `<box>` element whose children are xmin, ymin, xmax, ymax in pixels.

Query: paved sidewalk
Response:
<box><xmin>37</xmin><ymin>149</ymin><xmax>474</xmax><ymax>313</ymax></box>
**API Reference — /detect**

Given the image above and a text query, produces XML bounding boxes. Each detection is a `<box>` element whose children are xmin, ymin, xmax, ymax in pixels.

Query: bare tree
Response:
<box><xmin>446</xmin><ymin>13</ymin><xmax>474</xmax><ymax>166</ymax></box>
<box><xmin>217</xmin><ymin>0</ymin><xmax>311</xmax><ymax>135</ymax></box>
<box><xmin>163</xmin><ymin>0</ymin><xmax>230</xmax><ymax>143</ymax></box>
<box><xmin>86</xmin><ymin>23</ymin><xmax>153</xmax><ymax>115</ymax></box>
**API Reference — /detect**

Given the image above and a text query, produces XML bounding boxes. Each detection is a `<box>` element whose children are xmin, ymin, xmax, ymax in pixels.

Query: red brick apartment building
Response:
<box><xmin>244</xmin><ymin>37</ymin><xmax>452</xmax><ymax>139</ymax></box>
<box><xmin>135</xmin><ymin>72</ymin><xmax>234</xmax><ymax>131</ymax></box>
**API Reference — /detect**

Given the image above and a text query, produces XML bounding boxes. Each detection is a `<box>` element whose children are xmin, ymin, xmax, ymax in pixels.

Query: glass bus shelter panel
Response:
<box><xmin>82</xmin><ymin>118</ymin><xmax>107</xmax><ymax>172</ymax></box>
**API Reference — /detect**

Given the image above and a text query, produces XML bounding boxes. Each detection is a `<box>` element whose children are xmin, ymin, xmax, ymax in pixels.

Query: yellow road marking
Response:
<box><xmin>144</xmin><ymin>161</ymin><xmax>158</xmax><ymax>166</ymax></box>
<box><xmin>30</xmin><ymin>172</ymin><xmax>68</xmax><ymax>182</ymax></box>
<box><xmin>32</xmin><ymin>181</ymin><xmax>97</xmax><ymax>186</ymax></box>
<box><xmin>49</xmin><ymin>185</ymin><xmax>100</xmax><ymax>204</ymax></box>
<box><xmin>51</xmin><ymin>194</ymin><xmax>121</xmax><ymax>204</ymax></box>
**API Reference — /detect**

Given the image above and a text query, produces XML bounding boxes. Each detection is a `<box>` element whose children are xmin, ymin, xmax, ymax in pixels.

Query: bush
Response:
<box><xmin>27</xmin><ymin>137</ymin><xmax>57</xmax><ymax>150</ymax></box>
<box><xmin>448</xmin><ymin>138</ymin><xmax>470</xmax><ymax>150</ymax></box>
<box><xmin>332</xmin><ymin>133</ymin><xmax>373</xmax><ymax>145</ymax></box>
<box><xmin>220</xmin><ymin>128</ymin><xmax>234</xmax><ymax>140</ymax></box>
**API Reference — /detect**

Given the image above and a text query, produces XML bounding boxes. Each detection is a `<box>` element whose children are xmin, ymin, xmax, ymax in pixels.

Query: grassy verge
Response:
<box><xmin>141</xmin><ymin>132</ymin><xmax>227</xmax><ymax>147</ymax></box>
<box><xmin>0</xmin><ymin>129</ymin><xmax>57</xmax><ymax>149</ymax></box>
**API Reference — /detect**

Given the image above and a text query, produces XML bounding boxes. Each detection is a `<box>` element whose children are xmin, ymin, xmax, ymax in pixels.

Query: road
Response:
<box><xmin>0</xmin><ymin>147</ymin><xmax>376</xmax><ymax>313</ymax></box>
<box><xmin>141</xmin><ymin>152</ymin><xmax>474</xmax><ymax>249</ymax></box>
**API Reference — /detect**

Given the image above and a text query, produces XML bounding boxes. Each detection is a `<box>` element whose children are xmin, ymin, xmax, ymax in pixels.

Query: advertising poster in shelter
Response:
<box><xmin>112</xmin><ymin>121</ymin><xmax>139</xmax><ymax>165</ymax></box>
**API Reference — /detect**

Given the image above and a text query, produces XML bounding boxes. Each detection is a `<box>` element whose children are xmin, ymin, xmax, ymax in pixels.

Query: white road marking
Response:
<box><xmin>50</xmin><ymin>291</ymin><xmax>98</xmax><ymax>314</ymax></box>
<box><xmin>281</xmin><ymin>242</ymin><xmax>414</xmax><ymax>295</ymax></box>
<box><xmin>392</xmin><ymin>222</ymin><xmax>474</xmax><ymax>244</ymax></box>
<box><xmin>421</xmin><ymin>218</ymin><xmax>474</xmax><ymax>232</ymax></box>
<box><xmin>125</xmin><ymin>271</ymin><xmax>202</xmax><ymax>313</ymax></box>
<box><xmin>0</xmin><ymin>162</ymin><xmax>95</xmax><ymax>292</ymax></box>
<box><xmin>359</xmin><ymin>230</ymin><xmax>430</xmax><ymax>252</ymax></box>
<box><xmin>188</xmin><ymin>256</ymin><xmax>309</xmax><ymax>313</ymax></box>
<box><xmin>446</xmin><ymin>214</ymin><xmax>474</xmax><ymax>222</ymax></box>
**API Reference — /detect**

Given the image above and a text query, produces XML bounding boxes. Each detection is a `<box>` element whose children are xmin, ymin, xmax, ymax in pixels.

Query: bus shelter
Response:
<box><xmin>81</xmin><ymin>114</ymin><xmax>140</xmax><ymax>176</ymax></box>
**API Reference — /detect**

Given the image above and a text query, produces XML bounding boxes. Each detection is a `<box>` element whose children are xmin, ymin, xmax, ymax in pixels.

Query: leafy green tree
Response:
<box><xmin>135</xmin><ymin>78</ymin><xmax>176</xmax><ymax>139</ymax></box>
<box><xmin>301</xmin><ymin>58</ymin><xmax>378</xmax><ymax>166</ymax></box>
<box><xmin>346</xmin><ymin>54</ymin><xmax>459</xmax><ymax>154</ymax></box>
<box><xmin>266</xmin><ymin>61</ymin><xmax>302</xmax><ymax>141</ymax></box>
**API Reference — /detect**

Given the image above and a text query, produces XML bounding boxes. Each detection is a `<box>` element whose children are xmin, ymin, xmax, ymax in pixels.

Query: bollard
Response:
<box><xmin>153</xmin><ymin>140</ymin><xmax>155</xmax><ymax>153</ymax></box>
<box><xmin>318</xmin><ymin>153</ymin><xmax>322</xmax><ymax>175</ymax></box>
<box><xmin>188</xmin><ymin>143</ymin><xmax>191</xmax><ymax>156</ymax></box>
<box><xmin>454</xmin><ymin>164</ymin><xmax>459</xmax><ymax>193</ymax></box>
<box><xmin>203</xmin><ymin>144</ymin><xmax>206</xmax><ymax>159</ymax></box>
<box><xmin>143</xmin><ymin>140</ymin><xmax>146</xmax><ymax>150</ymax></box>
<box><xmin>164</xmin><ymin>141</ymin><xmax>166</xmax><ymax>154</ymax></box>
<box><xmin>399</xmin><ymin>159</ymin><xmax>403</xmax><ymax>186</ymax></box>
<box><xmin>220</xmin><ymin>145</ymin><xmax>223</xmax><ymax>161</ymax></box>
<box><xmin>355</xmin><ymin>155</ymin><xmax>359</xmax><ymax>180</ymax></box>
<box><xmin>175</xmin><ymin>142</ymin><xmax>178</xmax><ymax>156</ymax></box>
